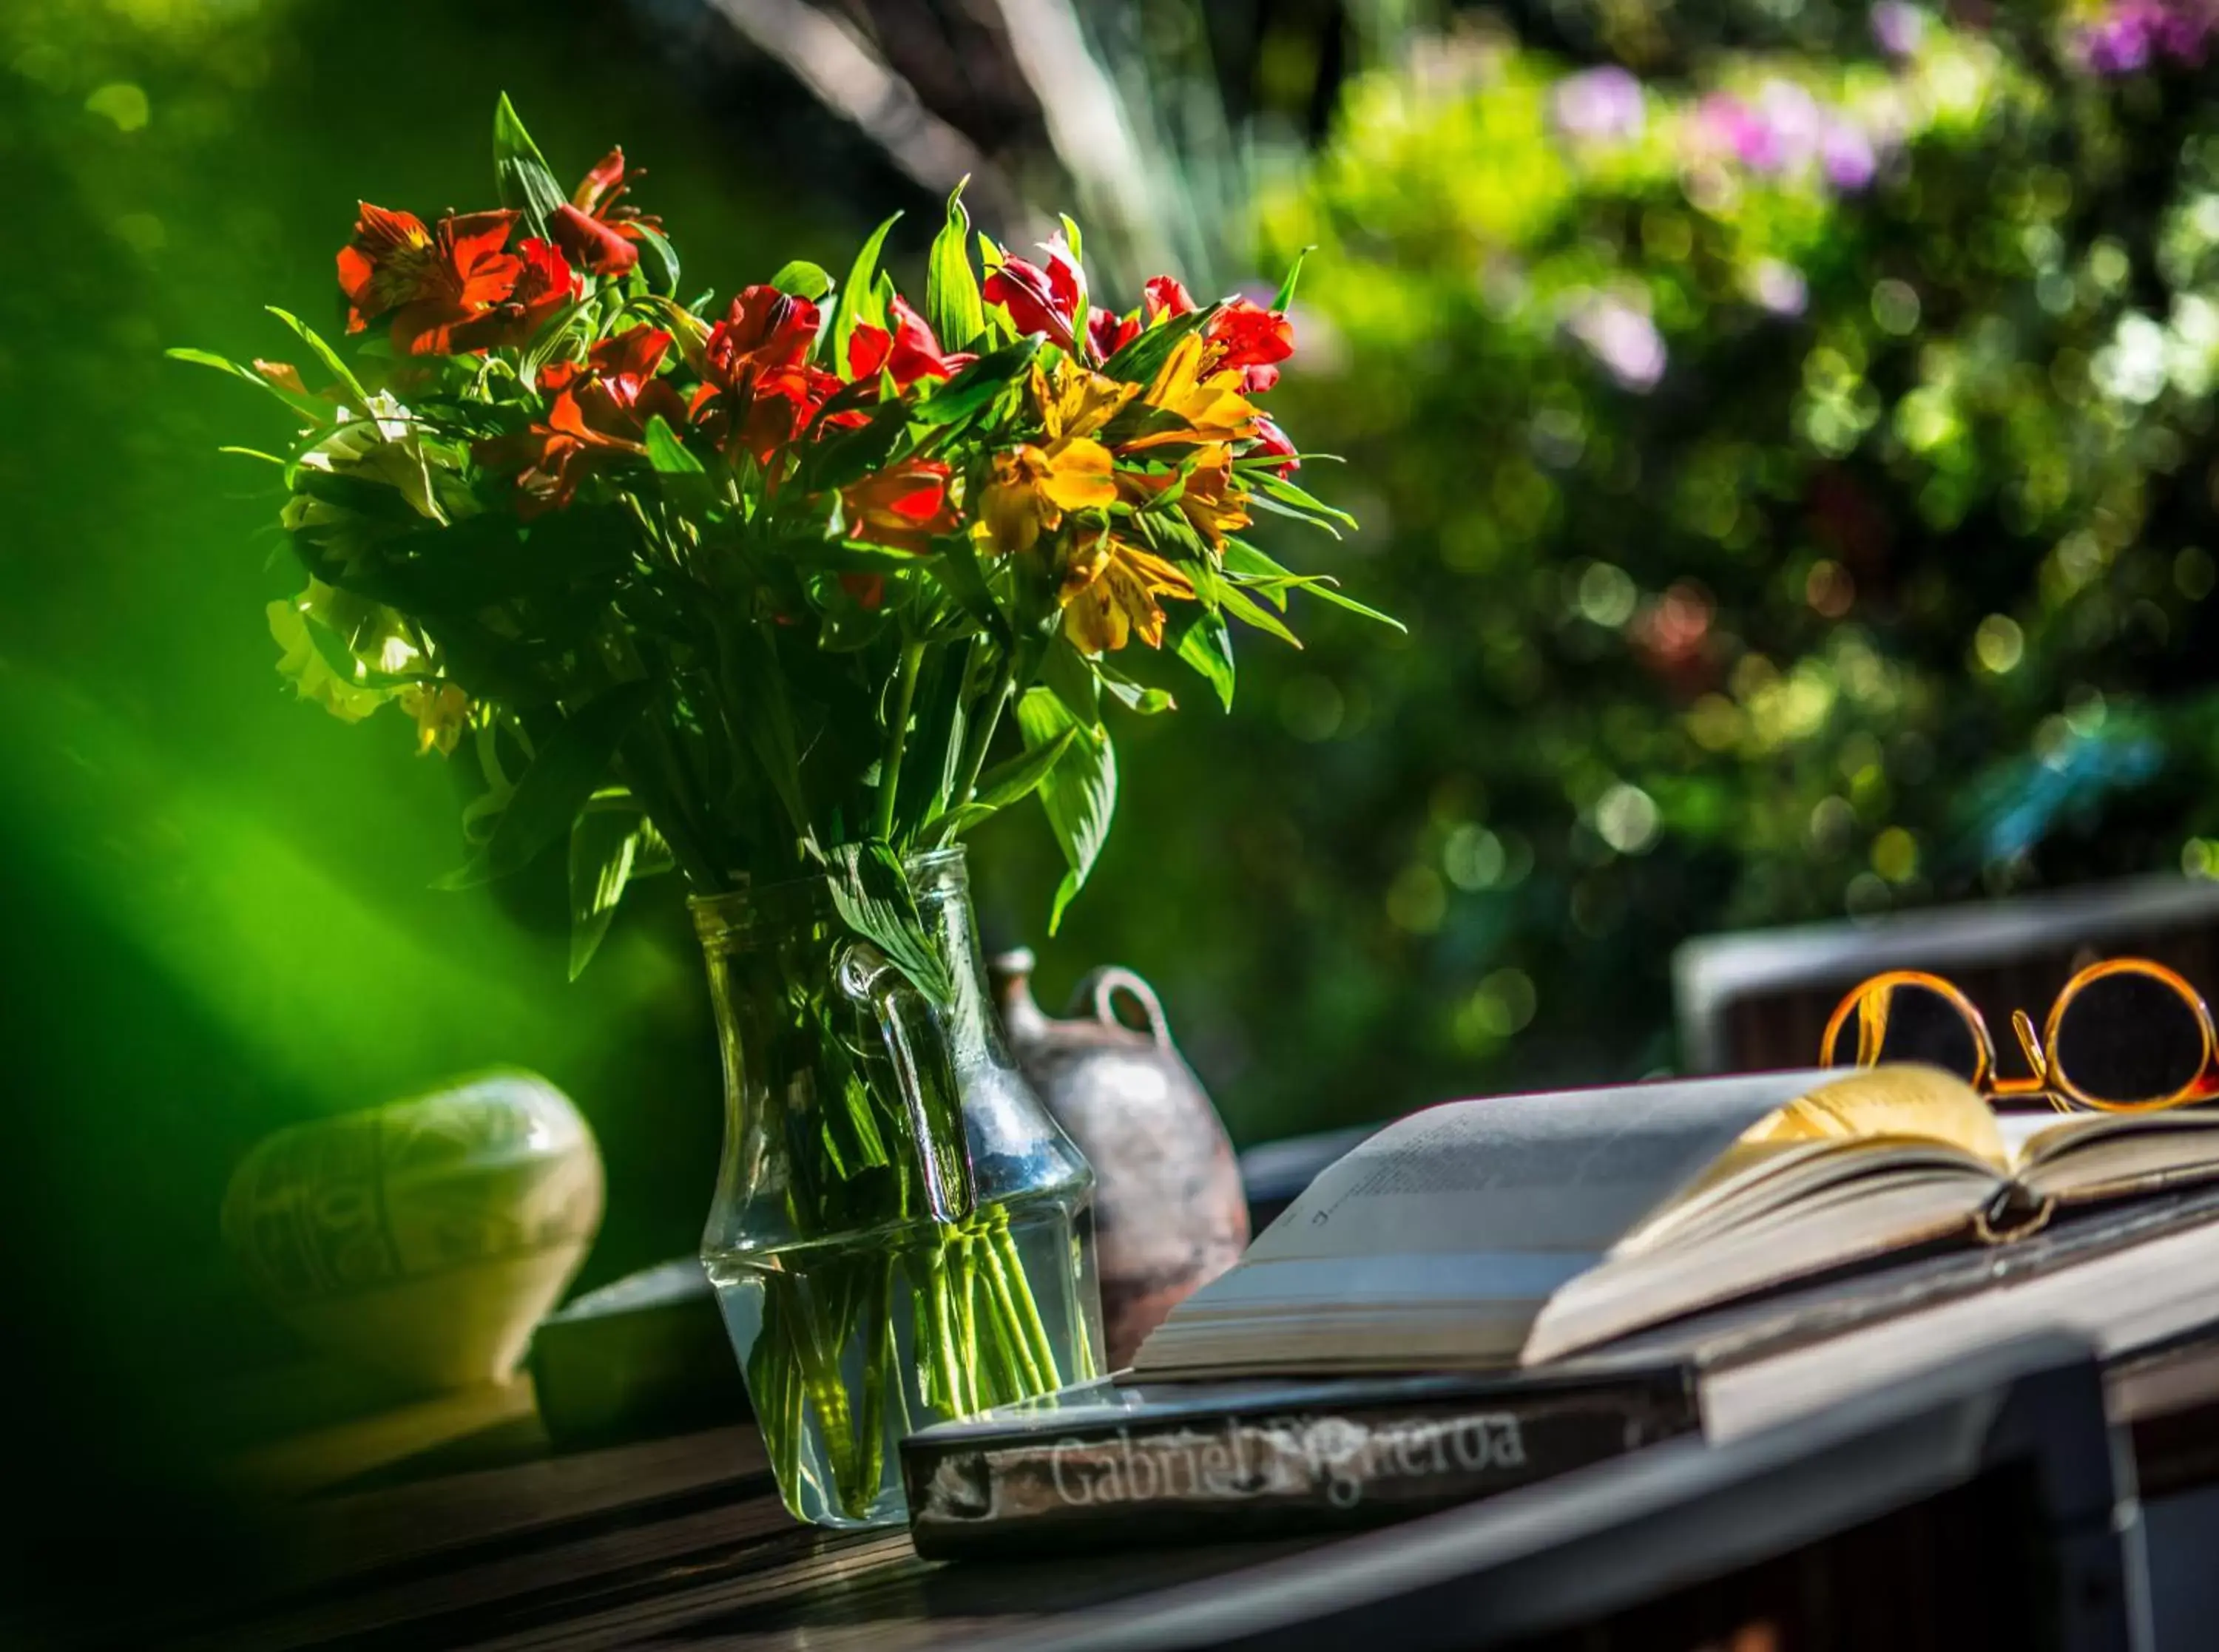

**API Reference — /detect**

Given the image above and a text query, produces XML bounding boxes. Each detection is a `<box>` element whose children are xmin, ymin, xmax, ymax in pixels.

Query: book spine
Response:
<box><xmin>902</xmin><ymin>1381</ymin><xmax>1700</xmax><ymax>1558</ymax></box>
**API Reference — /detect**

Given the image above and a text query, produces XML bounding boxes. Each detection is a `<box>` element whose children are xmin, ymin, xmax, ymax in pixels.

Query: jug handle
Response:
<box><xmin>1081</xmin><ymin>966</ymin><xmax>1172</xmax><ymax>1049</ymax></box>
<box><xmin>837</xmin><ymin>942</ymin><xmax>976</xmax><ymax>1225</ymax></box>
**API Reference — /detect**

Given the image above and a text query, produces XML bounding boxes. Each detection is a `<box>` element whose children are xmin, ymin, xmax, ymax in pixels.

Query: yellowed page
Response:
<box><xmin>1737</xmin><ymin>1064</ymin><xmax>2004</xmax><ymax>1170</ymax></box>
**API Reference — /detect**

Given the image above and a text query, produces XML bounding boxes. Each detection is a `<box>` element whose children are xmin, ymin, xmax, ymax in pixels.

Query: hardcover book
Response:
<box><xmin>901</xmin><ymin>1365</ymin><xmax>1698</xmax><ymax>1557</ymax></box>
<box><xmin>1132</xmin><ymin>1064</ymin><xmax>2219</xmax><ymax>1380</ymax></box>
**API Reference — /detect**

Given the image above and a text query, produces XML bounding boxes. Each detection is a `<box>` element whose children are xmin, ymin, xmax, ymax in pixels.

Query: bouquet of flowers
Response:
<box><xmin>179</xmin><ymin>96</ymin><xmax>1382</xmax><ymax>1523</ymax></box>
<box><xmin>179</xmin><ymin>95</ymin><xmax>1381</xmax><ymax>968</ymax></box>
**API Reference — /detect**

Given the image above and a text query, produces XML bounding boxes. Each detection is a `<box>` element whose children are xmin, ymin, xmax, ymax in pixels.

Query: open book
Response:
<box><xmin>1132</xmin><ymin>1066</ymin><xmax>2219</xmax><ymax>1380</ymax></box>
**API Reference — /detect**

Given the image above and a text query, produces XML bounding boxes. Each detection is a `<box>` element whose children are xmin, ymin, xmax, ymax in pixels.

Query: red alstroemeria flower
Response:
<box><xmin>475</xmin><ymin>325</ymin><xmax>683</xmax><ymax>513</ymax></box>
<box><xmin>1087</xmin><ymin>271</ymin><xmax>1200</xmax><ymax>360</ymax></box>
<box><xmin>443</xmin><ymin>237</ymin><xmax>579</xmax><ymax>353</ymax></box>
<box><xmin>1087</xmin><ymin>308</ymin><xmax>1137</xmax><ymax>361</ymax></box>
<box><xmin>1250</xmin><ymin>413</ymin><xmax>1300</xmax><ymax>478</ymax></box>
<box><xmin>691</xmin><ymin>285</ymin><xmax>841</xmax><ymax>465</ymax></box>
<box><xmin>552</xmin><ymin>146</ymin><xmax>661</xmax><ymax>277</ymax></box>
<box><xmin>841</xmin><ymin>458</ymin><xmax>959</xmax><ymax>554</ymax></box>
<box><xmin>983</xmin><ymin>236</ymin><xmax>1086</xmax><ymax>356</ymax></box>
<box><xmin>847</xmin><ymin>294</ymin><xmax>974</xmax><ymax>390</ymax></box>
<box><xmin>1145</xmin><ymin>274</ymin><xmax>1198</xmax><ymax>320</ymax></box>
<box><xmin>1203</xmin><ymin>298</ymin><xmax>1295</xmax><ymax>393</ymax></box>
<box><xmin>337</xmin><ymin>204</ymin><xmax>531</xmax><ymax>356</ymax></box>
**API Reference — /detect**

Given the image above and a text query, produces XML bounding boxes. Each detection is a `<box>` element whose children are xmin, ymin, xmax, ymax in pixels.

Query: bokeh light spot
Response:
<box><xmin>1872</xmin><ymin>826</ymin><xmax>1919</xmax><ymax>883</ymax></box>
<box><xmin>1595</xmin><ymin>782</ymin><xmax>1660</xmax><ymax>853</ymax></box>
<box><xmin>86</xmin><ymin>83</ymin><xmax>151</xmax><ymax>132</ymax></box>
<box><xmin>1973</xmin><ymin>614</ymin><xmax>2024</xmax><ymax>673</ymax></box>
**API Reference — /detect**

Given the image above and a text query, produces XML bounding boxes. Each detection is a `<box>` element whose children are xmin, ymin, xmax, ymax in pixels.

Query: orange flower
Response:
<box><xmin>1119</xmin><ymin>443</ymin><xmax>1251</xmax><ymax>549</ymax></box>
<box><xmin>842</xmin><ymin>459</ymin><xmax>959</xmax><ymax>554</ymax></box>
<box><xmin>474</xmin><ymin>325</ymin><xmax>683</xmax><ymax>512</ymax></box>
<box><xmin>975</xmin><ymin>359</ymin><xmax>1128</xmax><ymax>555</ymax></box>
<box><xmin>1124</xmin><ymin>334</ymin><xmax>1260</xmax><ymax>453</ymax></box>
<box><xmin>690</xmin><ymin>285</ymin><xmax>842</xmax><ymax>465</ymax></box>
<box><xmin>1058</xmin><ymin>525</ymin><xmax>1195</xmax><ymax>653</ymax></box>
<box><xmin>445</xmin><ymin>237</ymin><xmax>578</xmax><ymax>353</ymax></box>
<box><xmin>550</xmin><ymin>146</ymin><xmax>659</xmax><ymax>277</ymax></box>
<box><xmin>337</xmin><ymin>205</ymin><xmax>558</xmax><ymax>356</ymax></box>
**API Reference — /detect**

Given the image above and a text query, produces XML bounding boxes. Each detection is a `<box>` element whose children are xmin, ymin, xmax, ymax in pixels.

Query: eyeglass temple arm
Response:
<box><xmin>1986</xmin><ymin>1008</ymin><xmax>2052</xmax><ymax>1097</ymax></box>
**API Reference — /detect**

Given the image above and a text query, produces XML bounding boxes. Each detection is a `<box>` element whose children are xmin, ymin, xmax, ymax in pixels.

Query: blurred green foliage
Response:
<box><xmin>1004</xmin><ymin>3</ymin><xmax>2219</xmax><ymax>1137</ymax></box>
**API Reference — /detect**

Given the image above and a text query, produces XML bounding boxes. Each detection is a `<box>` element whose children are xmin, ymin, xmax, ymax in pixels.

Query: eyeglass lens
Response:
<box><xmin>1823</xmin><ymin>980</ymin><xmax>1985</xmax><ymax>1080</ymax></box>
<box><xmin>2051</xmin><ymin>970</ymin><xmax>2206</xmax><ymax>1106</ymax></box>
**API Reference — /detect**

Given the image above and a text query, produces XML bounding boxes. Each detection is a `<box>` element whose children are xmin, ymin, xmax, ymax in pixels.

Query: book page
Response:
<box><xmin>1198</xmin><ymin>1070</ymin><xmax>1841</xmax><ymax>1297</ymax></box>
<box><xmin>1737</xmin><ymin>1063</ymin><xmax>2002</xmax><ymax>1168</ymax></box>
<box><xmin>1135</xmin><ymin>1066</ymin><xmax>1992</xmax><ymax>1379</ymax></box>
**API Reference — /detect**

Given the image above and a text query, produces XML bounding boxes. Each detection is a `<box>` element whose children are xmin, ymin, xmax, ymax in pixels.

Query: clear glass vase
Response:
<box><xmin>695</xmin><ymin>847</ymin><xmax>1102</xmax><ymax>1529</ymax></box>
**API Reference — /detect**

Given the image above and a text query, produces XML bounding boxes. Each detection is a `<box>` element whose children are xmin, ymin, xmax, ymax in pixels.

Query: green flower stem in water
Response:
<box><xmin>734</xmin><ymin>1205</ymin><xmax>1085</xmax><ymax>1522</ymax></box>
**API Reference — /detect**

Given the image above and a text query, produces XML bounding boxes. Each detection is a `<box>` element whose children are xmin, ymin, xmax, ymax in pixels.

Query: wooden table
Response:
<box><xmin>147</xmin><ymin>1395</ymin><xmax>1325</xmax><ymax>1651</ymax></box>
<box><xmin>129</xmin><ymin>1308</ymin><xmax>2219</xmax><ymax>1651</ymax></box>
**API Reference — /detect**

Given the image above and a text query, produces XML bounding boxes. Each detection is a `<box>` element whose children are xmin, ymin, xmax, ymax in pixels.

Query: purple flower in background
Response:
<box><xmin>1692</xmin><ymin>81</ymin><xmax>1888</xmax><ymax>195</ymax></box>
<box><xmin>1871</xmin><ymin>2</ymin><xmax>1926</xmax><ymax>56</ymax></box>
<box><xmin>1568</xmin><ymin>294</ymin><xmax>1666</xmax><ymax>391</ymax></box>
<box><xmin>1698</xmin><ymin>93</ymin><xmax>1778</xmax><ymax>171</ymax></box>
<box><xmin>1553</xmin><ymin>66</ymin><xmax>1647</xmax><ymax>143</ymax></box>
<box><xmin>2076</xmin><ymin>1</ymin><xmax>2219</xmax><ymax>75</ymax></box>
<box><xmin>1821</xmin><ymin>120</ymin><xmax>1879</xmax><ymax>190</ymax></box>
<box><xmin>1756</xmin><ymin>79</ymin><xmax>1825</xmax><ymax>169</ymax></box>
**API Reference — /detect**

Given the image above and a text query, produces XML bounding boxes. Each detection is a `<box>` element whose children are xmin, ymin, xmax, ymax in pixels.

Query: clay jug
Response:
<box><xmin>989</xmin><ymin>949</ymin><xmax>1249</xmax><ymax>1369</ymax></box>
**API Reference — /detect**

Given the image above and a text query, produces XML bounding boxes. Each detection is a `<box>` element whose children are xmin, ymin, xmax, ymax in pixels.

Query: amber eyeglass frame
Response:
<box><xmin>1818</xmin><ymin>957</ymin><xmax>2219</xmax><ymax>1114</ymax></box>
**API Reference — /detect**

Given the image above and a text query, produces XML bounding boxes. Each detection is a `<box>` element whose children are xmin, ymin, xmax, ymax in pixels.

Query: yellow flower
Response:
<box><xmin>1036</xmin><ymin>357</ymin><xmax>1137</xmax><ymax>443</ymax></box>
<box><xmin>268</xmin><ymin>595</ymin><xmax>391</xmax><ymax>723</ymax></box>
<box><xmin>1123</xmin><ymin>333</ymin><xmax>1260</xmax><ymax>452</ymax></box>
<box><xmin>267</xmin><ymin>578</ymin><xmax>420</xmax><ymax>723</ymax></box>
<box><xmin>1058</xmin><ymin>524</ymin><xmax>1196</xmax><ymax>653</ymax></box>
<box><xmin>1118</xmin><ymin>443</ymin><xmax>1252</xmax><ymax>549</ymax></box>
<box><xmin>399</xmin><ymin>683</ymin><xmax>473</xmax><ymax>756</ymax></box>
<box><xmin>976</xmin><ymin>359</ymin><xmax>1135</xmax><ymax>556</ymax></box>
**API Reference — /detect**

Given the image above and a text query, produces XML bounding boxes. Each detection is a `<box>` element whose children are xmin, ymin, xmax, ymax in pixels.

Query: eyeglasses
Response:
<box><xmin>1819</xmin><ymin>957</ymin><xmax>2219</xmax><ymax>1114</ymax></box>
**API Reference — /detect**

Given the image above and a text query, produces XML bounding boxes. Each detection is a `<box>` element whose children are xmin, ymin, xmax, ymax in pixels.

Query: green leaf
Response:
<box><xmin>907</xmin><ymin>336</ymin><xmax>1040</xmax><ymax>430</ymax></box>
<box><xmin>493</xmin><ymin>92</ymin><xmax>567</xmax><ymax>239</ymax></box>
<box><xmin>1040</xmin><ymin>634</ymin><xmax>1100</xmax><ymax>728</ymax></box>
<box><xmin>567</xmin><ymin>809</ymin><xmax>641</xmax><ymax>979</ymax></box>
<box><xmin>828</xmin><ymin>841</ymin><xmax>954</xmax><ymax>1007</ymax></box>
<box><xmin>1215</xmin><ymin>578</ymin><xmax>1303</xmax><ymax>648</ymax></box>
<box><xmin>1175</xmin><ymin>608</ymin><xmax>1235</xmax><ymax>711</ymax></box>
<box><xmin>974</xmin><ymin>725</ymin><xmax>1077</xmax><ymax>810</ymax></box>
<box><xmin>1222</xmin><ymin>541</ymin><xmax>1404</xmax><ymax>632</ymax></box>
<box><xmin>925</xmin><ymin>179</ymin><xmax>987</xmax><ymax>353</ymax></box>
<box><xmin>642</xmin><ymin>414</ymin><xmax>704</xmax><ymax>474</ymax></box>
<box><xmin>1058</xmin><ymin>211</ymin><xmax>1089</xmax><ymax>351</ymax></box>
<box><xmin>1247</xmin><ymin>466</ymin><xmax>1360</xmax><ymax>532</ymax></box>
<box><xmin>771</xmin><ymin>259</ymin><xmax>834</xmax><ymax>300</ymax></box>
<box><xmin>632</xmin><ymin>224</ymin><xmax>680</xmax><ymax>296</ymax></box>
<box><xmin>1272</xmin><ymin>246</ymin><xmax>1314</xmax><ymax>313</ymax></box>
<box><xmin>830</xmin><ymin>213</ymin><xmax>899</xmax><ymax>370</ymax></box>
<box><xmin>714</xmin><ymin>613</ymin><xmax>811</xmax><ymax>842</ymax></box>
<box><xmin>166</xmin><ymin>347</ymin><xmax>334</xmax><ymax>426</ymax></box>
<box><xmin>1017</xmin><ymin>688</ymin><xmax>1117</xmax><ymax>933</ymax></box>
<box><xmin>483</xmin><ymin>681</ymin><xmax>654</xmax><ymax>881</ymax></box>
<box><xmin>1101</xmin><ymin>305</ymin><xmax>1213</xmax><ymax>385</ymax></box>
<box><xmin>263</xmin><ymin>308</ymin><xmax>371</xmax><ymax>418</ymax></box>
<box><xmin>632</xmin><ymin>817</ymin><xmax>677</xmax><ymax>878</ymax></box>
<box><xmin>930</xmin><ymin>535</ymin><xmax>1006</xmax><ymax>639</ymax></box>
<box><xmin>1095</xmin><ymin>657</ymin><xmax>1176</xmax><ymax>714</ymax></box>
